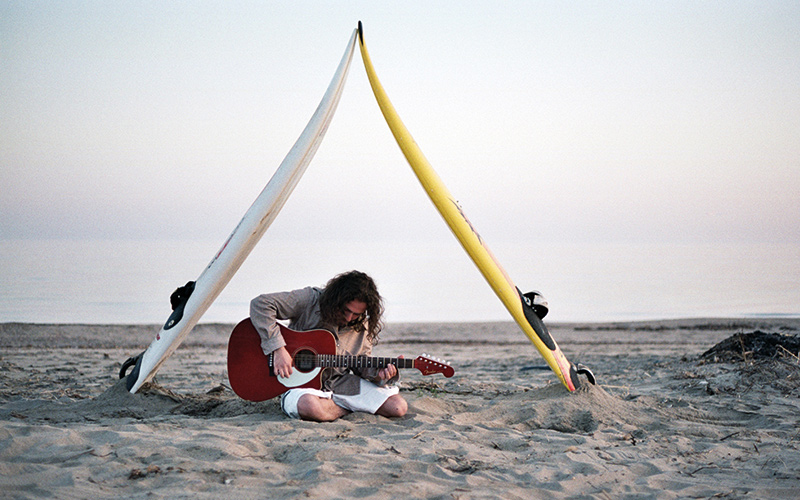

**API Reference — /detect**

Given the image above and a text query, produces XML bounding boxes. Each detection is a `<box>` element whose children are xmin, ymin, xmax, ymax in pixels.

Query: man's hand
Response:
<box><xmin>273</xmin><ymin>346</ymin><xmax>293</xmax><ymax>378</ymax></box>
<box><xmin>378</xmin><ymin>355</ymin><xmax>402</xmax><ymax>381</ymax></box>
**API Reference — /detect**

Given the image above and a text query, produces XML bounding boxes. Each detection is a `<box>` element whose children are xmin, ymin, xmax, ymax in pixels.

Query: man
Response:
<box><xmin>250</xmin><ymin>270</ymin><xmax>408</xmax><ymax>422</ymax></box>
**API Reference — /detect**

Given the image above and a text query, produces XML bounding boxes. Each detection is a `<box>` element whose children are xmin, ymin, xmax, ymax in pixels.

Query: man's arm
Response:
<box><xmin>249</xmin><ymin>287</ymin><xmax>318</xmax><ymax>377</ymax></box>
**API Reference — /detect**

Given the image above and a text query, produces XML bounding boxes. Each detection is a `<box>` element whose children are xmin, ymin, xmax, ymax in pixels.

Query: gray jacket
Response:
<box><xmin>249</xmin><ymin>286</ymin><xmax>398</xmax><ymax>395</ymax></box>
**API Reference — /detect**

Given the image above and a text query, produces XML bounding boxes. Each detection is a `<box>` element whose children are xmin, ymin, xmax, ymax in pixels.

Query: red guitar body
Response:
<box><xmin>227</xmin><ymin>318</ymin><xmax>336</xmax><ymax>402</ymax></box>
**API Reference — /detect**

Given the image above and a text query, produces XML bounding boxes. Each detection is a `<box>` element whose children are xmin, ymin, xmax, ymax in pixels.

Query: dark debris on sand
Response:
<box><xmin>698</xmin><ymin>330</ymin><xmax>800</xmax><ymax>396</ymax></box>
<box><xmin>701</xmin><ymin>331</ymin><xmax>800</xmax><ymax>363</ymax></box>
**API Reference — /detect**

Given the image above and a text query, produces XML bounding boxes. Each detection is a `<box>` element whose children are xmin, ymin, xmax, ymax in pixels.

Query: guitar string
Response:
<box><xmin>293</xmin><ymin>354</ymin><xmax>417</xmax><ymax>369</ymax></box>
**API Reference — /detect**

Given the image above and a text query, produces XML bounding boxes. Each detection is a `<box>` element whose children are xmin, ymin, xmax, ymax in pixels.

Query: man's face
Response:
<box><xmin>340</xmin><ymin>299</ymin><xmax>367</xmax><ymax>327</ymax></box>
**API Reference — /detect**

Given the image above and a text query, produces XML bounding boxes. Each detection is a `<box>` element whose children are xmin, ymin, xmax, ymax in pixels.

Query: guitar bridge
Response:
<box><xmin>268</xmin><ymin>351</ymin><xmax>275</xmax><ymax>377</ymax></box>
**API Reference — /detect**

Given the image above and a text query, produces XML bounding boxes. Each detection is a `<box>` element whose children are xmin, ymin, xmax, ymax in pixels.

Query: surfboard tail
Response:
<box><xmin>517</xmin><ymin>288</ymin><xmax>585</xmax><ymax>390</ymax></box>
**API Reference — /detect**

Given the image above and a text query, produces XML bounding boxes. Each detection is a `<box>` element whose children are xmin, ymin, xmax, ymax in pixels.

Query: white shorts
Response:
<box><xmin>280</xmin><ymin>379</ymin><xmax>400</xmax><ymax>419</ymax></box>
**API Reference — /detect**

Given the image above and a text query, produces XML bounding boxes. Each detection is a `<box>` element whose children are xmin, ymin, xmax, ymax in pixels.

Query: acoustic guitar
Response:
<box><xmin>227</xmin><ymin>318</ymin><xmax>454</xmax><ymax>402</ymax></box>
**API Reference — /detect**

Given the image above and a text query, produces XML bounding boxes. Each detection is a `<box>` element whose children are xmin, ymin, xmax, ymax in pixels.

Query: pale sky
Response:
<box><xmin>2</xmin><ymin>1</ymin><xmax>799</xmax><ymax>247</ymax></box>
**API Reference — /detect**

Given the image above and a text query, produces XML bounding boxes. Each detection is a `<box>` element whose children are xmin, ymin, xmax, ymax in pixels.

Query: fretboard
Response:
<box><xmin>298</xmin><ymin>354</ymin><xmax>414</xmax><ymax>370</ymax></box>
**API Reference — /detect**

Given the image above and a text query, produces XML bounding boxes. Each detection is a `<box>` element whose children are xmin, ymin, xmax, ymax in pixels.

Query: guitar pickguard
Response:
<box><xmin>278</xmin><ymin>368</ymin><xmax>322</xmax><ymax>388</ymax></box>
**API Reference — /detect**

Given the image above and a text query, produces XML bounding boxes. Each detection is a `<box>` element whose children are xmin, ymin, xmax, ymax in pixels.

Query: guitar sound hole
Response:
<box><xmin>293</xmin><ymin>349</ymin><xmax>316</xmax><ymax>372</ymax></box>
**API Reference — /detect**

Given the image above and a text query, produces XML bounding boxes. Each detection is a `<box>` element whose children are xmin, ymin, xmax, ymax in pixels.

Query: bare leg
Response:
<box><xmin>376</xmin><ymin>394</ymin><xmax>407</xmax><ymax>418</ymax></box>
<box><xmin>296</xmin><ymin>394</ymin><xmax>350</xmax><ymax>422</ymax></box>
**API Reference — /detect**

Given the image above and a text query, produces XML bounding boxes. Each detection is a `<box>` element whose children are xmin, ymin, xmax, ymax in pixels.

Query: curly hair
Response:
<box><xmin>319</xmin><ymin>270</ymin><xmax>384</xmax><ymax>343</ymax></box>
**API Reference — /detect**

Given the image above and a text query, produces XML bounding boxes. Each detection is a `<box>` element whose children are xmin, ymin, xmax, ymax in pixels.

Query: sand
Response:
<box><xmin>1</xmin><ymin>318</ymin><xmax>799</xmax><ymax>499</ymax></box>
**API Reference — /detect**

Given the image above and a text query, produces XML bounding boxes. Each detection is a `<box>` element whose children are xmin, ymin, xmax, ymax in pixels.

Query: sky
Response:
<box><xmin>2</xmin><ymin>1</ymin><xmax>799</xmax><ymax>248</ymax></box>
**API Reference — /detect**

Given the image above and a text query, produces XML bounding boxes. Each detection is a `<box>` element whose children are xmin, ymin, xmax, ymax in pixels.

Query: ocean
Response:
<box><xmin>1</xmin><ymin>238</ymin><xmax>797</xmax><ymax>325</ymax></box>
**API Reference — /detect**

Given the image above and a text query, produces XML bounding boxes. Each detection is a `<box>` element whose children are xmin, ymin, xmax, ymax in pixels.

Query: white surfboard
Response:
<box><xmin>122</xmin><ymin>29</ymin><xmax>358</xmax><ymax>394</ymax></box>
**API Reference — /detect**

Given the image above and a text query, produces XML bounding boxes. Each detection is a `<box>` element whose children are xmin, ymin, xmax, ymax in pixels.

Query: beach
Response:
<box><xmin>1</xmin><ymin>318</ymin><xmax>799</xmax><ymax>499</ymax></box>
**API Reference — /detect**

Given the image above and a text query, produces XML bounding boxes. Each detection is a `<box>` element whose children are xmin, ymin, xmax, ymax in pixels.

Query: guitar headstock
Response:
<box><xmin>413</xmin><ymin>354</ymin><xmax>455</xmax><ymax>378</ymax></box>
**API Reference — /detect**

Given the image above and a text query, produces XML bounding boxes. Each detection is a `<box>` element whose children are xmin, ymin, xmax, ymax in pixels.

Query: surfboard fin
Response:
<box><xmin>164</xmin><ymin>281</ymin><xmax>195</xmax><ymax>330</ymax></box>
<box><xmin>522</xmin><ymin>290</ymin><xmax>549</xmax><ymax>319</ymax></box>
<box><xmin>120</xmin><ymin>352</ymin><xmax>143</xmax><ymax>391</ymax></box>
<box><xmin>517</xmin><ymin>288</ymin><xmax>556</xmax><ymax>350</ymax></box>
<box><xmin>576</xmin><ymin>363</ymin><xmax>597</xmax><ymax>385</ymax></box>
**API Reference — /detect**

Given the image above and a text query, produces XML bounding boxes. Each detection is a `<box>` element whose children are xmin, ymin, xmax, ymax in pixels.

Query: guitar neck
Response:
<box><xmin>312</xmin><ymin>354</ymin><xmax>414</xmax><ymax>370</ymax></box>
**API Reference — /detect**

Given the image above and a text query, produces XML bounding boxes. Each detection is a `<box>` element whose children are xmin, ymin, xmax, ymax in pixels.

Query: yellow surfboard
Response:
<box><xmin>357</xmin><ymin>22</ymin><xmax>591</xmax><ymax>392</ymax></box>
